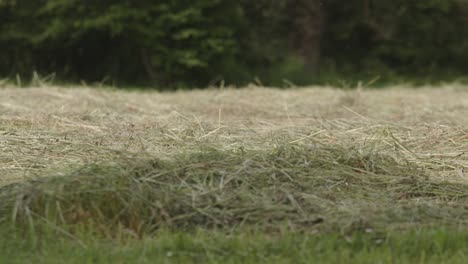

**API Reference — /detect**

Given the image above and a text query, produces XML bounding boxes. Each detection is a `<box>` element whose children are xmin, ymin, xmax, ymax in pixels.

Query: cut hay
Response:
<box><xmin>1</xmin><ymin>84</ymin><xmax>467</xmax><ymax>186</ymax></box>
<box><xmin>1</xmin><ymin>84</ymin><xmax>468</xmax><ymax>235</ymax></box>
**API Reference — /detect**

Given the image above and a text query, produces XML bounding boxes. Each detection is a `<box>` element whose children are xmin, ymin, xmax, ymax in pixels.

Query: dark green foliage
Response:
<box><xmin>0</xmin><ymin>0</ymin><xmax>241</xmax><ymax>87</ymax></box>
<box><xmin>1</xmin><ymin>0</ymin><xmax>468</xmax><ymax>87</ymax></box>
<box><xmin>323</xmin><ymin>0</ymin><xmax>468</xmax><ymax>78</ymax></box>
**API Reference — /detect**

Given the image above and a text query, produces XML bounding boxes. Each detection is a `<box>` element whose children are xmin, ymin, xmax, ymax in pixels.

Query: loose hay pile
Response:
<box><xmin>0</xmin><ymin>85</ymin><xmax>467</xmax><ymax>234</ymax></box>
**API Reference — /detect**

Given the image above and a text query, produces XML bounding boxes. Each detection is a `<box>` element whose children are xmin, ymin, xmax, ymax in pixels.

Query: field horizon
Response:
<box><xmin>1</xmin><ymin>84</ymin><xmax>468</xmax><ymax>262</ymax></box>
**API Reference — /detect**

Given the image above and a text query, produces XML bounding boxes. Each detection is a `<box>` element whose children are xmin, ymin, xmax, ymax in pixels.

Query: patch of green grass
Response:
<box><xmin>1</xmin><ymin>227</ymin><xmax>468</xmax><ymax>264</ymax></box>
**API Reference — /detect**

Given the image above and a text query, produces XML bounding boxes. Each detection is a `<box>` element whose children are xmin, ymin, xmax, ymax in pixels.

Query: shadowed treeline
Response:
<box><xmin>1</xmin><ymin>0</ymin><xmax>467</xmax><ymax>88</ymax></box>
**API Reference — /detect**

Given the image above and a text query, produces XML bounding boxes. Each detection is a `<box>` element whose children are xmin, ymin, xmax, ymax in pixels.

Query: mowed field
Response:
<box><xmin>1</xmin><ymin>84</ymin><xmax>468</xmax><ymax>263</ymax></box>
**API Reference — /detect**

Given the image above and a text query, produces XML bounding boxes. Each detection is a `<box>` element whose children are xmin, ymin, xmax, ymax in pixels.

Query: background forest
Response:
<box><xmin>1</xmin><ymin>0</ymin><xmax>467</xmax><ymax>88</ymax></box>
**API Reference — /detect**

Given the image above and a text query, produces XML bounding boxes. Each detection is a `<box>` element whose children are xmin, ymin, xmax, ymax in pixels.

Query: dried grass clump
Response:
<box><xmin>1</xmin><ymin>84</ymin><xmax>468</xmax><ymax>236</ymax></box>
<box><xmin>2</xmin><ymin>142</ymin><xmax>467</xmax><ymax>237</ymax></box>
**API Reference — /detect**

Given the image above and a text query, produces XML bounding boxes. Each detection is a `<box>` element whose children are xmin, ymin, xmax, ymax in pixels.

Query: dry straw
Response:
<box><xmin>1</xmin><ymin>84</ymin><xmax>468</xmax><ymax>235</ymax></box>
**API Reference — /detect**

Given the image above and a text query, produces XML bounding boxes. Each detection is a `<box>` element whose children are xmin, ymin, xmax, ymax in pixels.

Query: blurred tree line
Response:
<box><xmin>1</xmin><ymin>0</ymin><xmax>467</xmax><ymax>88</ymax></box>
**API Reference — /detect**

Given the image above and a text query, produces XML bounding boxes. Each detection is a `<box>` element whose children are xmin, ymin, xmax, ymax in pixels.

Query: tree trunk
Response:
<box><xmin>288</xmin><ymin>0</ymin><xmax>325</xmax><ymax>74</ymax></box>
<box><xmin>140</xmin><ymin>48</ymin><xmax>159</xmax><ymax>84</ymax></box>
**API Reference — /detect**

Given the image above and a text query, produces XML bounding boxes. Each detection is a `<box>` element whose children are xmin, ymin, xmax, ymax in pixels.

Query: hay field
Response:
<box><xmin>1</xmin><ymin>84</ymin><xmax>467</xmax><ymax>187</ymax></box>
<box><xmin>2</xmin><ymin>84</ymin><xmax>468</xmax><ymax>262</ymax></box>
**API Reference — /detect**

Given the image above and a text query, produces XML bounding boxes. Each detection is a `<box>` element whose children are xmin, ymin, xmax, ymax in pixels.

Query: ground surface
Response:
<box><xmin>1</xmin><ymin>84</ymin><xmax>468</xmax><ymax>263</ymax></box>
<box><xmin>1</xmin><ymin>85</ymin><xmax>467</xmax><ymax>185</ymax></box>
